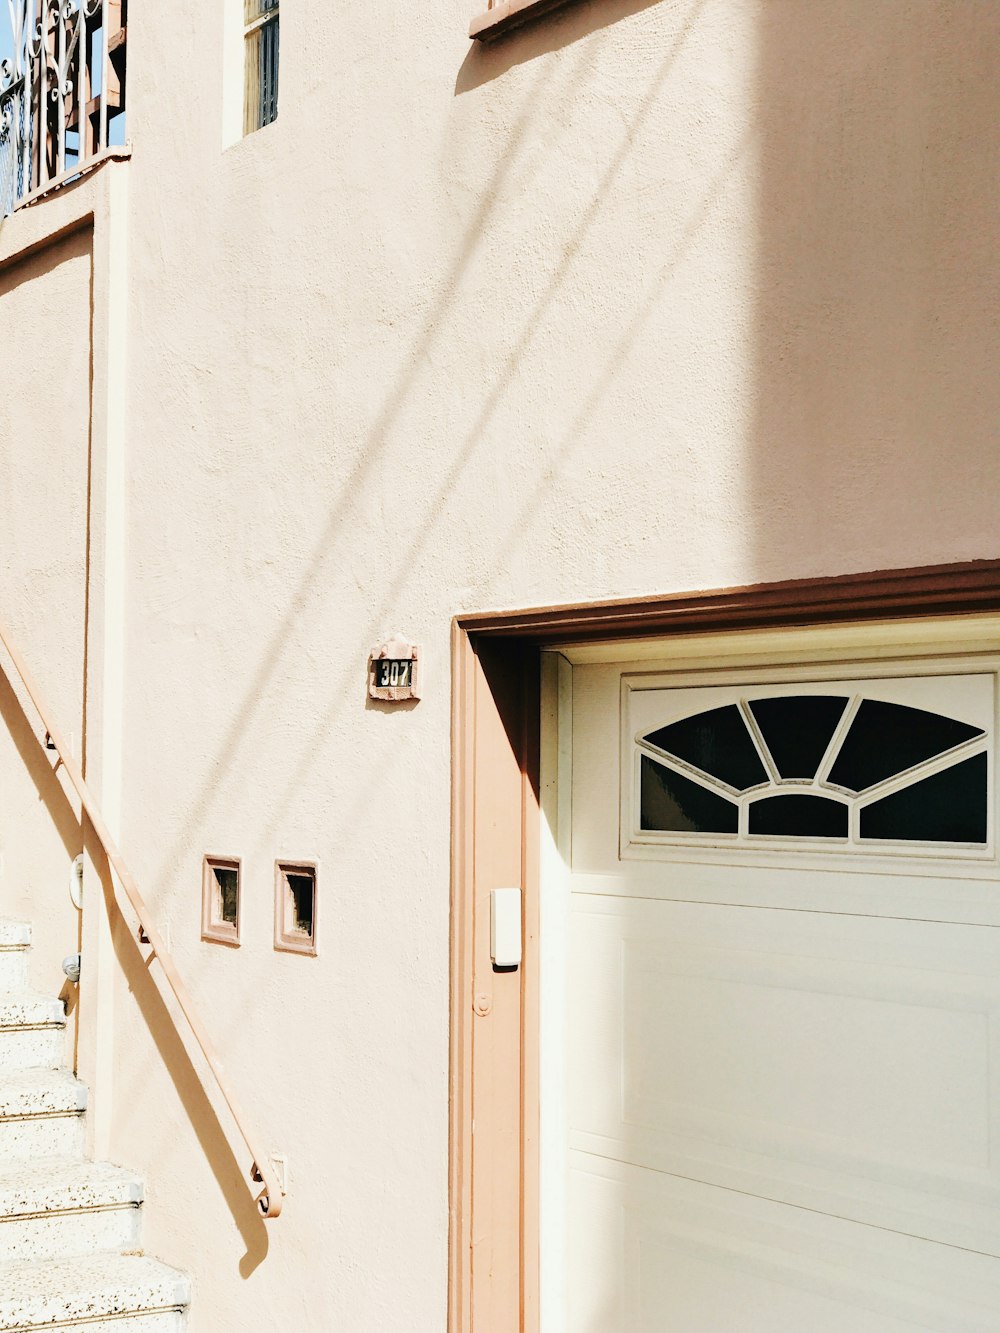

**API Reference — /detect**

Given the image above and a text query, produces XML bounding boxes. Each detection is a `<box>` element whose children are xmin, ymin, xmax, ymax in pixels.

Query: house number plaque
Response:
<box><xmin>369</xmin><ymin>635</ymin><xmax>421</xmax><ymax>702</ymax></box>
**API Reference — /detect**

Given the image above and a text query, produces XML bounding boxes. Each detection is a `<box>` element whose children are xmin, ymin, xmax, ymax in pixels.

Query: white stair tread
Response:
<box><xmin>0</xmin><ymin>1071</ymin><xmax>87</xmax><ymax>1119</ymax></box>
<box><xmin>0</xmin><ymin>924</ymin><xmax>30</xmax><ymax>949</ymax></box>
<box><xmin>0</xmin><ymin>1160</ymin><xmax>142</xmax><ymax>1218</ymax></box>
<box><xmin>0</xmin><ymin>993</ymin><xmax>65</xmax><ymax>1030</ymax></box>
<box><xmin>0</xmin><ymin>1254</ymin><xmax>190</xmax><ymax>1328</ymax></box>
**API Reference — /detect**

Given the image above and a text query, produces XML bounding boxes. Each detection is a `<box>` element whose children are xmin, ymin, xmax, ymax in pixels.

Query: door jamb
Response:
<box><xmin>448</xmin><ymin>558</ymin><xmax>1000</xmax><ymax>1333</ymax></box>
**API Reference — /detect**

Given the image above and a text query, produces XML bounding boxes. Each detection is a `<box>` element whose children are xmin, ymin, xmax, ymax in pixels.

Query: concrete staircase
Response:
<box><xmin>0</xmin><ymin>919</ymin><xmax>189</xmax><ymax>1331</ymax></box>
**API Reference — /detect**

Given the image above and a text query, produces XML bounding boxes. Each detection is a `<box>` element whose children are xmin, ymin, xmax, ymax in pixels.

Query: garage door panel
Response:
<box><xmin>554</xmin><ymin>654</ymin><xmax>1000</xmax><ymax>1329</ymax></box>
<box><xmin>570</xmin><ymin>896</ymin><xmax>1000</xmax><ymax>1253</ymax></box>
<box><xmin>573</xmin><ymin>862</ymin><xmax>1000</xmax><ymax>927</ymax></box>
<box><xmin>569</xmin><ymin>1159</ymin><xmax>1000</xmax><ymax>1333</ymax></box>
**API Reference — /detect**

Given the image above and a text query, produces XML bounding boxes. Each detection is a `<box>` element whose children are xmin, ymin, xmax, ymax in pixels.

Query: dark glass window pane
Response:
<box><xmin>828</xmin><ymin>700</ymin><xmax>984</xmax><ymax>792</ymax></box>
<box><xmin>643</xmin><ymin>705</ymin><xmax>766</xmax><ymax>791</ymax></box>
<box><xmin>640</xmin><ymin>755</ymin><xmax>738</xmax><ymax>834</ymax></box>
<box><xmin>860</xmin><ymin>753</ymin><xmax>987</xmax><ymax>844</ymax></box>
<box><xmin>244</xmin><ymin>2</ymin><xmax>279</xmax><ymax>134</ymax></box>
<box><xmin>748</xmin><ymin>794</ymin><xmax>848</xmax><ymax>838</ymax></box>
<box><xmin>748</xmin><ymin>695</ymin><xmax>849</xmax><ymax>779</ymax></box>
<box><xmin>259</xmin><ymin>14</ymin><xmax>279</xmax><ymax>128</ymax></box>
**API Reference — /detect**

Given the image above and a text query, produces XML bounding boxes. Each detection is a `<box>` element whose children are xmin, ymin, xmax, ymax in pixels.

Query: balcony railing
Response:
<box><xmin>0</xmin><ymin>0</ymin><xmax>126</xmax><ymax>216</ymax></box>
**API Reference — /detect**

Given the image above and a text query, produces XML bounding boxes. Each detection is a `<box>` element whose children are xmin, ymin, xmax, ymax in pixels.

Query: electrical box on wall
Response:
<box><xmin>369</xmin><ymin>634</ymin><xmax>421</xmax><ymax>702</ymax></box>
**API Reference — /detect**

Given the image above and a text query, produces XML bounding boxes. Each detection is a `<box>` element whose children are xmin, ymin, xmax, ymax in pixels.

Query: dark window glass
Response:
<box><xmin>827</xmin><ymin>700</ymin><xmax>984</xmax><ymax>792</ymax></box>
<box><xmin>245</xmin><ymin>0</ymin><xmax>279</xmax><ymax>134</ymax></box>
<box><xmin>643</xmin><ymin>705</ymin><xmax>766</xmax><ymax>791</ymax></box>
<box><xmin>640</xmin><ymin>755</ymin><xmax>738</xmax><ymax>834</ymax></box>
<box><xmin>748</xmin><ymin>695</ymin><xmax>849</xmax><ymax>779</ymax></box>
<box><xmin>258</xmin><ymin>9</ymin><xmax>279</xmax><ymax>128</ymax></box>
<box><xmin>860</xmin><ymin>753</ymin><xmax>987</xmax><ymax>844</ymax></box>
<box><xmin>748</xmin><ymin>794</ymin><xmax>848</xmax><ymax>838</ymax></box>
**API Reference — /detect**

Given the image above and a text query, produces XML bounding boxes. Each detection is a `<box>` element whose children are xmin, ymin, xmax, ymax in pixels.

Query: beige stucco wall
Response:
<box><xmin>0</xmin><ymin>229</ymin><xmax>90</xmax><ymax>1012</ymax></box>
<box><xmin>0</xmin><ymin>0</ymin><xmax>998</xmax><ymax>1328</ymax></box>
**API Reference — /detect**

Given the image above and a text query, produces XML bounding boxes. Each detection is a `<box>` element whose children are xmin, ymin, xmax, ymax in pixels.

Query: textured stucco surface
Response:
<box><xmin>0</xmin><ymin>231</ymin><xmax>89</xmax><ymax>1017</ymax></box>
<box><xmin>1</xmin><ymin>0</ymin><xmax>999</xmax><ymax>1328</ymax></box>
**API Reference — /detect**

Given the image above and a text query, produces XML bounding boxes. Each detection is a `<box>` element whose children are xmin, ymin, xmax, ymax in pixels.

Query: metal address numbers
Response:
<box><xmin>377</xmin><ymin>659</ymin><xmax>413</xmax><ymax>689</ymax></box>
<box><xmin>369</xmin><ymin>635</ymin><xmax>421</xmax><ymax>702</ymax></box>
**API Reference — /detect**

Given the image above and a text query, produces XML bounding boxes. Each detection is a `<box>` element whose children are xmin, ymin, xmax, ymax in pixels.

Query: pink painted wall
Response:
<box><xmin>0</xmin><ymin>230</ymin><xmax>89</xmax><ymax>1011</ymax></box>
<box><xmin>0</xmin><ymin>1</ymin><xmax>997</xmax><ymax>1328</ymax></box>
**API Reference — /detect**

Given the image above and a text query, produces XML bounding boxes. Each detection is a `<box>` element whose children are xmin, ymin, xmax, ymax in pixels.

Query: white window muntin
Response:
<box><xmin>624</xmin><ymin>669</ymin><xmax>995</xmax><ymax>861</ymax></box>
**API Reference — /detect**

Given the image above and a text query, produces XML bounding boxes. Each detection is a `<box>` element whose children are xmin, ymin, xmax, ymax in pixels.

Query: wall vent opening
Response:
<box><xmin>274</xmin><ymin>861</ymin><xmax>318</xmax><ymax>956</ymax></box>
<box><xmin>202</xmin><ymin>856</ymin><xmax>242</xmax><ymax>946</ymax></box>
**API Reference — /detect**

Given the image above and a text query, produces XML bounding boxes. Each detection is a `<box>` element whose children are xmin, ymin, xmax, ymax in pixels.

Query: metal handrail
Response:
<box><xmin>0</xmin><ymin>617</ymin><xmax>283</xmax><ymax>1219</ymax></box>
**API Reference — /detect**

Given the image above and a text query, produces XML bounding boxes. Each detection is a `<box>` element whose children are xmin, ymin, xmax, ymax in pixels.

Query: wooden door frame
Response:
<box><xmin>448</xmin><ymin>558</ymin><xmax>1000</xmax><ymax>1333</ymax></box>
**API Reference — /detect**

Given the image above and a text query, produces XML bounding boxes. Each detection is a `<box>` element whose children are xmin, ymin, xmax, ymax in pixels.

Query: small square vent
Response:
<box><xmin>202</xmin><ymin>856</ymin><xmax>242</xmax><ymax>947</ymax></box>
<box><xmin>274</xmin><ymin>861</ymin><xmax>318</xmax><ymax>956</ymax></box>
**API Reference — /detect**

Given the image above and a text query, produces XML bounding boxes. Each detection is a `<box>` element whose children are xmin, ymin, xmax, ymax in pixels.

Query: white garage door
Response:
<box><xmin>546</xmin><ymin>649</ymin><xmax>1000</xmax><ymax>1332</ymax></box>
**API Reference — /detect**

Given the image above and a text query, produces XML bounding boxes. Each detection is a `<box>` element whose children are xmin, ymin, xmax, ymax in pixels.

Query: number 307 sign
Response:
<box><xmin>369</xmin><ymin>636</ymin><xmax>421</xmax><ymax>702</ymax></box>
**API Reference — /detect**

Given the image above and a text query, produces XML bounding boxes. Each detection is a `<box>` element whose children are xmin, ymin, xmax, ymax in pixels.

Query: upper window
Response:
<box><xmin>244</xmin><ymin>0</ymin><xmax>279</xmax><ymax>135</ymax></box>
<box><xmin>634</xmin><ymin>684</ymin><xmax>991</xmax><ymax>850</ymax></box>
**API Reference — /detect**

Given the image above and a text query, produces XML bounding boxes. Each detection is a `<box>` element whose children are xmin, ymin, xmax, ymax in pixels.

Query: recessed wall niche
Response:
<box><xmin>202</xmin><ymin>856</ymin><xmax>242</xmax><ymax>947</ymax></box>
<box><xmin>274</xmin><ymin>861</ymin><xmax>318</xmax><ymax>956</ymax></box>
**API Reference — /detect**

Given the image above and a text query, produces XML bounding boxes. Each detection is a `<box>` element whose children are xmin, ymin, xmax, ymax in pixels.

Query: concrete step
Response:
<box><xmin>0</xmin><ymin>924</ymin><xmax>30</xmax><ymax>992</ymax></box>
<box><xmin>0</xmin><ymin>992</ymin><xmax>66</xmax><ymax>1072</ymax></box>
<box><xmin>0</xmin><ymin>919</ymin><xmax>190</xmax><ymax>1323</ymax></box>
<box><xmin>0</xmin><ymin>1159</ymin><xmax>143</xmax><ymax>1264</ymax></box>
<box><xmin>0</xmin><ymin>1070</ymin><xmax>86</xmax><ymax>1162</ymax></box>
<box><xmin>0</xmin><ymin>1253</ymin><xmax>189</xmax><ymax>1330</ymax></box>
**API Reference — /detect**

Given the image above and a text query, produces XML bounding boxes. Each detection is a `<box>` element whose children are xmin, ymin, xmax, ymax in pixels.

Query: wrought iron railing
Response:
<box><xmin>1</xmin><ymin>0</ymin><xmax>126</xmax><ymax>216</ymax></box>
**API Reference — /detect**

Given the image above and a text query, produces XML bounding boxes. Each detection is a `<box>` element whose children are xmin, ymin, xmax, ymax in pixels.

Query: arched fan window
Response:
<box><xmin>638</xmin><ymin>695</ymin><xmax>988</xmax><ymax>845</ymax></box>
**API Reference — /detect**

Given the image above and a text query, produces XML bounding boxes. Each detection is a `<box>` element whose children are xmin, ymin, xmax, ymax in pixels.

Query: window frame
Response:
<box><xmin>623</xmin><ymin>665</ymin><xmax>997</xmax><ymax>864</ymax></box>
<box><xmin>242</xmin><ymin>0</ymin><xmax>279</xmax><ymax>136</ymax></box>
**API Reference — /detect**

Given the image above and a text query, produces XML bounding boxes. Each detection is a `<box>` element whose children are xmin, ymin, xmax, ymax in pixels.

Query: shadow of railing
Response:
<box><xmin>0</xmin><ymin>617</ymin><xmax>278</xmax><ymax>1270</ymax></box>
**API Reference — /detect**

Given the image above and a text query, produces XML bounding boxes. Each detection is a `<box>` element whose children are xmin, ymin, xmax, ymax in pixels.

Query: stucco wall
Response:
<box><xmin>0</xmin><ymin>228</ymin><xmax>90</xmax><ymax>1017</ymax></box>
<box><xmin>1</xmin><ymin>0</ymin><xmax>997</xmax><ymax>1329</ymax></box>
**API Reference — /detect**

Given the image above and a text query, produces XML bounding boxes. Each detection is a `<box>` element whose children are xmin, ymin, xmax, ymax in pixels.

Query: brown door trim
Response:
<box><xmin>457</xmin><ymin>558</ymin><xmax>1000</xmax><ymax>643</ymax></box>
<box><xmin>448</xmin><ymin>558</ymin><xmax>1000</xmax><ymax>1333</ymax></box>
